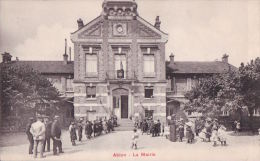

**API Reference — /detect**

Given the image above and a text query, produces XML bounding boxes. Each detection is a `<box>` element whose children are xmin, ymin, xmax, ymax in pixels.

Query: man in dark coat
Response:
<box><xmin>51</xmin><ymin>115</ymin><xmax>64</xmax><ymax>155</ymax></box>
<box><xmin>43</xmin><ymin>117</ymin><xmax>52</xmax><ymax>152</ymax></box>
<box><xmin>85</xmin><ymin>120</ymin><xmax>93</xmax><ymax>139</ymax></box>
<box><xmin>77</xmin><ymin>118</ymin><xmax>83</xmax><ymax>141</ymax></box>
<box><xmin>157</xmin><ymin>120</ymin><xmax>161</xmax><ymax>136</ymax></box>
<box><xmin>25</xmin><ymin>117</ymin><xmax>34</xmax><ymax>154</ymax></box>
<box><xmin>69</xmin><ymin>122</ymin><xmax>77</xmax><ymax>146</ymax></box>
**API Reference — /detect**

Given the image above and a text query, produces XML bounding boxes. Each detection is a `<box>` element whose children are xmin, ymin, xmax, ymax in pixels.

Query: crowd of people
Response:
<box><xmin>25</xmin><ymin>115</ymin><xmax>118</xmax><ymax>158</ymax></box>
<box><xmin>135</xmin><ymin>118</ymin><xmax>163</xmax><ymax>137</ymax></box>
<box><xmin>69</xmin><ymin>116</ymin><xmax>117</xmax><ymax>146</ymax></box>
<box><xmin>174</xmin><ymin>117</ymin><xmax>228</xmax><ymax>146</ymax></box>
<box><xmin>133</xmin><ymin>116</ymin><xmax>228</xmax><ymax>147</ymax></box>
<box><xmin>25</xmin><ymin>115</ymin><xmax>63</xmax><ymax>158</ymax></box>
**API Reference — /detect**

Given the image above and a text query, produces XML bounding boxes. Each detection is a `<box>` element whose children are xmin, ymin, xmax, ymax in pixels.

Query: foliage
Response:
<box><xmin>0</xmin><ymin>62</ymin><xmax>61</xmax><ymax>117</ymax></box>
<box><xmin>184</xmin><ymin>69</ymin><xmax>239</xmax><ymax>118</ymax></box>
<box><xmin>237</xmin><ymin>58</ymin><xmax>260</xmax><ymax>116</ymax></box>
<box><xmin>185</xmin><ymin>57</ymin><xmax>260</xmax><ymax>121</ymax></box>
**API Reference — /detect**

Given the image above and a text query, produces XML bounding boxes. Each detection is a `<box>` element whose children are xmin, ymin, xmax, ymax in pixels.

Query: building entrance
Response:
<box><xmin>112</xmin><ymin>88</ymin><xmax>129</xmax><ymax>119</ymax></box>
<box><xmin>120</xmin><ymin>95</ymin><xmax>128</xmax><ymax>118</ymax></box>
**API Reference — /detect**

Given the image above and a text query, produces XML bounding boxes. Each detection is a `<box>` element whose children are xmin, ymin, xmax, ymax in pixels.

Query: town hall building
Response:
<box><xmin>70</xmin><ymin>0</ymin><xmax>168</xmax><ymax>121</ymax></box>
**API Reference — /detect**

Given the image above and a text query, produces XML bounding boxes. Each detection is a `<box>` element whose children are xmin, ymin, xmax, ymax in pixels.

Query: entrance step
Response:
<box><xmin>115</xmin><ymin>119</ymin><xmax>135</xmax><ymax>131</ymax></box>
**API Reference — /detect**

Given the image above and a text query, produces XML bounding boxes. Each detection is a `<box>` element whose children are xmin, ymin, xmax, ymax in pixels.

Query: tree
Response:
<box><xmin>184</xmin><ymin>69</ymin><xmax>240</xmax><ymax>118</ymax></box>
<box><xmin>185</xmin><ymin>57</ymin><xmax>260</xmax><ymax>131</ymax></box>
<box><xmin>237</xmin><ymin>57</ymin><xmax>260</xmax><ymax>129</ymax></box>
<box><xmin>0</xmin><ymin>62</ymin><xmax>61</xmax><ymax>119</ymax></box>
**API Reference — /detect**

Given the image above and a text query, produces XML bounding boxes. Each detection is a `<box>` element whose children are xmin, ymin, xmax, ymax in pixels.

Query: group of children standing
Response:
<box><xmin>171</xmin><ymin>117</ymin><xmax>228</xmax><ymax>146</ymax></box>
<box><xmin>197</xmin><ymin>118</ymin><xmax>227</xmax><ymax>146</ymax></box>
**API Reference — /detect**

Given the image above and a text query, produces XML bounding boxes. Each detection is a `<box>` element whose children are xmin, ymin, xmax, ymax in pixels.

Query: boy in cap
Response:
<box><xmin>131</xmin><ymin>129</ymin><xmax>139</xmax><ymax>149</ymax></box>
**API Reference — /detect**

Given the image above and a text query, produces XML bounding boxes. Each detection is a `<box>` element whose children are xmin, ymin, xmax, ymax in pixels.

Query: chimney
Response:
<box><xmin>69</xmin><ymin>47</ymin><xmax>71</xmax><ymax>62</ymax></box>
<box><xmin>222</xmin><ymin>54</ymin><xmax>229</xmax><ymax>63</ymax></box>
<box><xmin>1</xmin><ymin>52</ymin><xmax>12</xmax><ymax>63</ymax></box>
<box><xmin>63</xmin><ymin>39</ymin><xmax>68</xmax><ymax>65</ymax></box>
<box><xmin>77</xmin><ymin>18</ymin><xmax>84</xmax><ymax>29</ymax></box>
<box><xmin>169</xmin><ymin>53</ymin><xmax>174</xmax><ymax>64</ymax></box>
<box><xmin>154</xmin><ymin>16</ymin><xmax>161</xmax><ymax>30</ymax></box>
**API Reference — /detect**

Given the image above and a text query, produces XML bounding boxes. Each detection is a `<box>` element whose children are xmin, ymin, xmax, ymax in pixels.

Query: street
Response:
<box><xmin>0</xmin><ymin>130</ymin><xmax>260</xmax><ymax>161</ymax></box>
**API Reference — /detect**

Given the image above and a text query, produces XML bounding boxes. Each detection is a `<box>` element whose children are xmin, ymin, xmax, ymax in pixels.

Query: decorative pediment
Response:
<box><xmin>78</xmin><ymin>22</ymin><xmax>102</xmax><ymax>38</ymax></box>
<box><xmin>137</xmin><ymin>21</ymin><xmax>161</xmax><ymax>38</ymax></box>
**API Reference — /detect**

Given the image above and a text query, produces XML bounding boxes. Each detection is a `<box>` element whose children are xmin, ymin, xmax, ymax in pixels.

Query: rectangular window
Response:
<box><xmin>222</xmin><ymin>111</ymin><xmax>229</xmax><ymax>116</ymax></box>
<box><xmin>145</xmin><ymin>110</ymin><xmax>154</xmax><ymax>118</ymax></box>
<box><xmin>86</xmin><ymin>54</ymin><xmax>97</xmax><ymax>75</ymax></box>
<box><xmin>175</xmin><ymin>78</ymin><xmax>187</xmax><ymax>95</ymax></box>
<box><xmin>166</xmin><ymin>79</ymin><xmax>172</xmax><ymax>91</ymax></box>
<box><xmin>86</xmin><ymin>86</ymin><xmax>96</xmax><ymax>98</ymax></box>
<box><xmin>144</xmin><ymin>86</ymin><xmax>154</xmax><ymax>98</ymax></box>
<box><xmin>253</xmin><ymin>108</ymin><xmax>260</xmax><ymax>116</ymax></box>
<box><xmin>66</xmin><ymin>78</ymin><xmax>73</xmax><ymax>91</ymax></box>
<box><xmin>114</xmin><ymin>54</ymin><xmax>126</xmax><ymax>79</ymax></box>
<box><xmin>187</xmin><ymin>78</ymin><xmax>192</xmax><ymax>91</ymax></box>
<box><xmin>143</xmin><ymin>54</ymin><xmax>155</xmax><ymax>76</ymax></box>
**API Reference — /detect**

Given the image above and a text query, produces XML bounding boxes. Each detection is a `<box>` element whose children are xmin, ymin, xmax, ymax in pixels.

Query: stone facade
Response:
<box><xmin>71</xmin><ymin>0</ymin><xmax>168</xmax><ymax>122</ymax></box>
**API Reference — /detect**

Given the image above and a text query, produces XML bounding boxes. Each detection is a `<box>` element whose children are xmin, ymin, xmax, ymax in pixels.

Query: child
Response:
<box><xmin>178</xmin><ymin>124</ymin><xmax>184</xmax><ymax>142</ymax></box>
<box><xmin>218</xmin><ymin>125</ymin><xmax>227</xmax><ymax>146</ymax></box>
<box><xmin>211</xmin><ymin>128</ymin><xmax>219</xmax><ymax>146</ymax></box>
<box><xmin>69</xmin><ymin>122</ymin><xmax>77</xmax><ymax>146</ymax></box>
<box><xmin>164</xmin><ymin>125</ymin><xmax>170</xmax><ymax>139</ymax></box>
<box><xmin>198</xmin><ymin>127</ymin><xmax>207</xmax><ymax>142</ymax></box>
<box><xmin>186</xmin><ymin>123</ymin><xmax>193</xmax><ymax>144</ymax></box>
<box><xmin>161</xmin><ymin>122</ymin><xmax>165</xmax><ymax>137</ymax></box>
<box><xmin>131</xmin><ymin>129</ymin><xmax>139</xmax><ymax>149</ymax></box>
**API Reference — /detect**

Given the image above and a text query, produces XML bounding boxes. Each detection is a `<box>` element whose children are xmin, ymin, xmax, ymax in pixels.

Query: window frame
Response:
<box><xmin>144</xmin><ymin>86</ymin><xmax>154</xmax><ymax>98</ymax></box>
<box><xmin>114</xmin><ymin>53</ymin><xmax>127</xmax><ymax>79</ymax></box>
<box><xmin>143</xmin><ymin>53</ymin><xmax>155</xmax><ymax>77</ymax></box>
<box><xmin>86</xmin><ymin>86</ymin><xmax>97</xmax><ymax>99</ymax></box>
<box><xmin>85</xmin><ymin>52</ymin><xmax>98</xmax><ymax>78</ymax></box>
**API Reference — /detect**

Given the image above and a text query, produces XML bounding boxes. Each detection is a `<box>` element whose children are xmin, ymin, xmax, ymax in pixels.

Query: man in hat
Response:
<box><xmin>77</xmin><ymin>118</ymin><xmax>83</xmax><ymax>141</ymax></box>
<box><xmin>30</xmin><ymin>115</ymin><xmax>46</xmax><ymax>158</ymax></box>
<box><xmin>43</xmin><ymin>117</ymin><xmax>52</xmax><ymax>152</ymax></box>
<box><xmin>25</xmin><ymin>117</ymin><xmax>34</xmax><ymax>155</ymax></box>
<box><xmin>51</xmin><ymin>115</ymin><xmax>64</xmax><ymax>155</ymax></box>
<box><xmin>69</xmin><ymin>121</ymin><xmax>77</xmax><ymax>146</ymax></box>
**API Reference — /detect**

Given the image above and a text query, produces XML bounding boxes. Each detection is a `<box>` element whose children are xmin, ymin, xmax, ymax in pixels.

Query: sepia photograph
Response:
<box><xmin>0</xmin><ymin>0</ymin><xmax>260</xmax><ymax>161</ymax></box>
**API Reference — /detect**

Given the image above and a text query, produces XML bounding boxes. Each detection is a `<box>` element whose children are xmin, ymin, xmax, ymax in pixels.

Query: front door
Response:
<box><xmin>121</xmin><ymin>95</ymin><xmax>128</xmax><ymax>118</ymax></box>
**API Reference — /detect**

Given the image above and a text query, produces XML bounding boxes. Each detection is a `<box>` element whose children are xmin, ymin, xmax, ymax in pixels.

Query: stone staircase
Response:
<box><xmin>115</xmin><ymin>119</ymin><xmax>135</xmax><ymax>131</ymax></box>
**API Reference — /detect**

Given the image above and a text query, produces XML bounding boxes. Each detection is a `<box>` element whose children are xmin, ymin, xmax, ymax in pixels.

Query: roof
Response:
<box><xmin>166</xmin><ymin>61</ymin><xmax>237</xmax><ymax>74</ymax></box>
<box><xmin>9</xmin><ymin>61</ymin><xmax>74</xmax><ymax>74</ymax></box>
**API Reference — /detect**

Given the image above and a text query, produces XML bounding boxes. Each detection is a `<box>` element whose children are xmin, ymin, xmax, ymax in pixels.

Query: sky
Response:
<box><xmin>0</xmin><ymin>0</ymin><xmax>259</xmax><ymax>67</ymax></box>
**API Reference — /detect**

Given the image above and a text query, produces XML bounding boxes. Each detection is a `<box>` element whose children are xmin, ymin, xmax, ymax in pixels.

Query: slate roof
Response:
<box><xmin>6</xmin><ymin>60</ymin><xmax>236</xmax><ymax>75</ymax></box>
<box><xmin>166</xmin><ymin>61</ymin><xmax>237</xmax><ymax>74</ymax></box>
<box><xmin>10</xmin><ymin>61</ymin><xmax>74</xmax><ymax>74</ymax></box>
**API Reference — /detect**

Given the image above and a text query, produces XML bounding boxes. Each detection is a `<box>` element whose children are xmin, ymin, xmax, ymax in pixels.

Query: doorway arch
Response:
<box><xmin>112</xmin><ymin>88</ymin><xmax>129</xmax><ymax>119</ymax></box>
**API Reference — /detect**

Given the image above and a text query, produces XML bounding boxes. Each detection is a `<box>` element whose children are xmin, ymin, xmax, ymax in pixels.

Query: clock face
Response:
<box><xmin>116</xmin><ymin>25</ymin><xmax>123</xmax><ymax>33</ymax></box>
<box><xmin>113</xmin><ymin>23</ymin><xmax>127</xmax><ymax>36</ymax></box>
